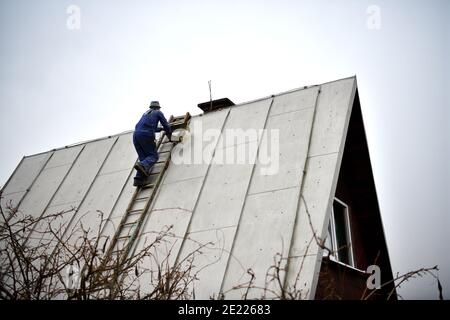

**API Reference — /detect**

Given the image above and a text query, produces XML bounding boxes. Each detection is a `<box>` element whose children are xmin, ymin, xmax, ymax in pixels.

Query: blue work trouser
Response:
<box><xmin>133</xmin><ymin>130</ymin><xmax>158</xmax><ymax>180</ymax></box>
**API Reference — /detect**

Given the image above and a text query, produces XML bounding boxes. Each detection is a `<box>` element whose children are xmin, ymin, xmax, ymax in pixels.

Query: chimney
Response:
<box><xmin>197</xmin><ymin>98</ymin><xmax>235</xmax><ymax>113</ymax></box>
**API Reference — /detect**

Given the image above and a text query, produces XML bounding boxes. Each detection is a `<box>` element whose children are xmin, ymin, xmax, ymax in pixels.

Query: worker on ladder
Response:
<box><xmin>133</xmin><ymin>101</ymin><xmax>172</xmax><ymax>187</ymax></box>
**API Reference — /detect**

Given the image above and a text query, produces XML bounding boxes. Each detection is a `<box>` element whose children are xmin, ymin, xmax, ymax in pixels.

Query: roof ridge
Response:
<box><xmin>24</xmin><ymin>76</ymin><xmax>357</xmax><ymax>158</ymax></box>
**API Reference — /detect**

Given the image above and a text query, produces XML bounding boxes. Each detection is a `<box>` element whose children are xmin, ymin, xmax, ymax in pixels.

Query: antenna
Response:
<box><xmin>208</xmin><ymin>80</ymin><xmax>212</xmax><ymax>111</ymax></box>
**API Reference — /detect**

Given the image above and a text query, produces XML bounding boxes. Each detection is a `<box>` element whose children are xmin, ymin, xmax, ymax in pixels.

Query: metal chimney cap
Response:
<box><xmin>197</xmin><ymin>98</ymin><xmax>235</xmax><ymax>113</ymax></box>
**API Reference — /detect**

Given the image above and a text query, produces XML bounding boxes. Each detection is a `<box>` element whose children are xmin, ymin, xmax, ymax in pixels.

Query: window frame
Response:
<box><xmin>325</xmin><ymin>197</ymin><xmax>355</xmax><ymax>268</ymax></box>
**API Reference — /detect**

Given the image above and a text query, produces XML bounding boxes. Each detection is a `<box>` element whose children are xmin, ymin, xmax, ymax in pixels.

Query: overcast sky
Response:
<box><xmin>0</xmin><ymin>0</ymin><xmax>449</xmax><ymax>299</ymax></box>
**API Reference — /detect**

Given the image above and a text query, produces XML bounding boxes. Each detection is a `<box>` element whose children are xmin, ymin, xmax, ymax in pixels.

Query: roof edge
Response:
<box><xmin>24</xmin><ymin>76</ymin><xmax>358</xmax><ymax>158</ymax></box>
<box><xmin>231</xmin><ymin>75</ymin><xmax>357</xmax><ymax>108</ymax></box>
<box><xmin>23</xmin><ymin>130</ymin><xmax>134</xmax><ymax>159</ymax></box>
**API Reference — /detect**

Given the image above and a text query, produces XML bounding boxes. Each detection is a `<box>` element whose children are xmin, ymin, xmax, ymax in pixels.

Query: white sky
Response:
<box><xmin>0</xmin><ymin>0</ymin><xmax>449</xmax><ymax>299</ymax></box>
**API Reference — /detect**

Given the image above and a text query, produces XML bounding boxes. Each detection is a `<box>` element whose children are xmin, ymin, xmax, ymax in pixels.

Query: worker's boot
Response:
<box><xmin>133</xmin><ymin>178</ymin><xmax>144</xmax><ymax>187</ymax></box>
<box><xmin>134</xmin><ymin>162</ymin><xmax>150</xmax><ymax>177</ymax></box>
<box><xmin>141</xmin><ymin>175</ymin><xmax>154</xmax><ymax>187</ymax></box>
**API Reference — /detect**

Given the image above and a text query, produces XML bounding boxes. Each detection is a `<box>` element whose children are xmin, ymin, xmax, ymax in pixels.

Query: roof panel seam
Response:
<box><xmin>23</xmin><ymin>141</ymin><xmax>82</xmax><ymax>244</ymax></box>
<box><xmin>98</xmin><ymin>163</ymin><xmax>136</xmax><ymax>240</ymax></box>
<box><xmin>47</xmin><ymin>200</ymin><xmax>80</xmax><ymax>208</ymax></box>
<box><xmin>5</xmin><ymin>152</ymin><xmax>54</xmax><ymax>219</ymax></box>
<box><xmin>172</xmin><ymin>108</ymin><xmax>232</xmax><ymax>269</ymax></box>
<box><xmin>306</xmin><ymin>79</ymin><xmax>358</xmax><ymax>299</ymax></box>
<box><xmin>215</xmin><ymin>138</ymin><xmax>260</xmax><ymax>150</ymax></box>
<box><xmin>2</xmin><ymin>190</ymin><xmax>28</xmax><ymax>197</ymax></box>
<box><xmin>43</xmin><ymin>162</ymin><xmax>78</xmax><ymax>170</ymax></box>
<box><xmin>163</xmin><ymin>175</ymin><xmax>205</xmax><ymax>186</ymax></box>
<box><xmin>283</xmin><ymin>84</ymin><xmax>322</xmax><ymax>294</ymax></box>
<box><xmin>97</xmin><ymin>167</ymin><xmax>135</xmax><ymax>177</ymax></box>
<box><xmin>218</xmin><ymin>97</ymin><xmax>276</xmax><ymax>294</ymax></box>
<box><xmin>307</xmin><ymin>151</ymin><xmax>339</xmax><ymax>159</ymax></box>
<box><xmin>247</xmin><ymin>185</ymin><xmax>300</xmax><ymax>197</ymax></box>
<box><xmin>0</xmin><ymin>156</ymin><xmax>25</xmax><ymax>194</ymax></box>
<box><xmin>187</xmin><ymin>224</ymin><xmax>237</xmax><ymax>235</ymax></box>
<box><xmin>57</xmin><ymin>136</ymin><xmax>120</xmax><ymax>244</ymax></box>
<box><xmin>268</xmin><ymin>105</ymin><xmax>315</xmax><ymax>118</ymax></box>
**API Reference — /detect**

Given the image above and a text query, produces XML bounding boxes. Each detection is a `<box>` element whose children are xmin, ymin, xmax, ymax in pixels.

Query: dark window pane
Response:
<box><xmin>333</xmin><ymin>201</ymin><xmax>350</xmax><ymax>265</ymax></box>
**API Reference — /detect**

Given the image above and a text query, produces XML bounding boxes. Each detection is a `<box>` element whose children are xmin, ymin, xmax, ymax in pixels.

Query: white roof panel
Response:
<box><xmin>1</xmin><ymin>77</ymin><xmax>358</xmax><ymax>300</ymax></box>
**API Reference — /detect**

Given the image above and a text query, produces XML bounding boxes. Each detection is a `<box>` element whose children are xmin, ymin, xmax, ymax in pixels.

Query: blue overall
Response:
<box><xmin>133</xmin><ymin>109</ymin><xmax>172</xmax><ymax>181</ymax></box>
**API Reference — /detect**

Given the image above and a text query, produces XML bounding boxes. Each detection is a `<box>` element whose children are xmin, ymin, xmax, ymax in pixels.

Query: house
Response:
<box><xmin>0</xmin><ymin>76</ymin><xmax>396</xmax><ymax>299</ymax></box>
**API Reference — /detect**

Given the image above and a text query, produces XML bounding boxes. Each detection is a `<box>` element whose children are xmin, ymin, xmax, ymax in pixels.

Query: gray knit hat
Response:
<box><xmin>149</xmin><ymin>101</ymin><xmax>161</xmax><ymax>109</ymax></box>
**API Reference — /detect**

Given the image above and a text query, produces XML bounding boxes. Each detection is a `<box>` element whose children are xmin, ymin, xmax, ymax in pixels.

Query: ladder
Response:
<box><xmin>91</xmin><ymin>112</ymin><xmax>191</xmax><ymax>298</ymax></box>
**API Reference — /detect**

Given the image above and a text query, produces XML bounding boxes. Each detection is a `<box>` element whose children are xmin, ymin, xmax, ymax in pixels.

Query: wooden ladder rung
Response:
<box><xmin>121</xmin><ymin>221</ymin><xmax>137</xmax><ymax>227</ymax></box>
<box><xmin>127</xmin><ymin>209</ymin><xmax>142</xmax><ymax>215</ymax></box>
<box><xmin>135</xmin><ymin>196</ymin><xmax>150</xmax><ymax>201</ymax></box>
<box><xmin>170</xmin><ymin>120</ymin><xmax>185</xmax><ymax>126</ymax></box>
<box><xmin>171</xmin><ymin>116</ymin><xmax>188</xmax><ymax>122</ymax></box>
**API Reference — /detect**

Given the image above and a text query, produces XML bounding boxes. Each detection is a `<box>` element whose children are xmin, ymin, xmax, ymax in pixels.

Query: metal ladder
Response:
<box><xmin>91</xmin><ymin>112</ymin><xmax>191</xmax><ymax>297</ymax></box>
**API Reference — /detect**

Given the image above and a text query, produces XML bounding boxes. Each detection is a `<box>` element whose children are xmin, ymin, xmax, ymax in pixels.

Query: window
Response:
<box><xmin>323</xmin><ymin>198</ymin><xmax>355</xmax><ymax>267</ymax></box>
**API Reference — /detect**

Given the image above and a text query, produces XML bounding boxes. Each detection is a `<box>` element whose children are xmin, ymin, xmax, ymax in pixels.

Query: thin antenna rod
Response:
<box><xmin>208</xmin><ymin>80</ymin><xmax>212</xmax><ymax>111</ymax></box>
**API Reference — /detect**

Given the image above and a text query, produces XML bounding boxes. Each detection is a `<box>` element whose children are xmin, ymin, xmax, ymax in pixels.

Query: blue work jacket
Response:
<box><xmin>135</xmin><ymin>109</ymin><xmax>172</xmax><ymax>135</ymax></box>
